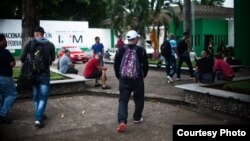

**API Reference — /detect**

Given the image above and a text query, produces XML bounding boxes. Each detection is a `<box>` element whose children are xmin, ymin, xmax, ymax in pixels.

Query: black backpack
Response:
<box><xmin>160</xmin><ymin>40</ymin><xmax>172</xmax><ymax>57</ymax></box>
<box><xmin>30</xmin><ymin>41</ymin><xmax>49</xmax><ymax>73</ymax></box>
<box><xmin>16</xmin><ymin>59</ymin><xmax>33</xmax><ymax>92</ymax></box>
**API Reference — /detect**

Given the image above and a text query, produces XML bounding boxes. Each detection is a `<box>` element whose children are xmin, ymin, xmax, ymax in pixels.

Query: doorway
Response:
<box><xmin>204</xmin><ymin>34</ymin><xmax>214</xmax><ymax>51</ymax></box>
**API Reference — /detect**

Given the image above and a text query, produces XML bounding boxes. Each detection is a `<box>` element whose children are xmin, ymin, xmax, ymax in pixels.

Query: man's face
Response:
<box><xmin>66</xmin><ymin>51</ymin><xmax>70</xmax><ymax>56</ymax></box>
<box><xmin>129</xmin><ymin>37</ymin><xmax>138</xmax><ymax>45</ymax></box>
<box><xmin>95</xmin><ymin>38</ymin><xmax>100</xmax><ymax>43</ymax></box>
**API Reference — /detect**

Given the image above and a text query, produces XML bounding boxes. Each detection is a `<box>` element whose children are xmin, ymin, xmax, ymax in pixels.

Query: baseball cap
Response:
<box><xmin>34</xmin><ymin>27</ymin><xmax>46</xmax><ymax>33</ymax></box>
<box><xmin>126</xmin><ymin>30</ymin><xmax>140</xmax><ymax>40</ymax></box>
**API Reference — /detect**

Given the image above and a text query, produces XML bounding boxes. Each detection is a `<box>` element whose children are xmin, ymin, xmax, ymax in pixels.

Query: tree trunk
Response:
<box><xmin>183</xmin><ymin>0</ymin><xmax>191</xmax><ymax>33</ymax></box>
<box><xmin>22</xmin><ymin>0</ymin><xmax>39</xmax><ymax>49</ymax></box>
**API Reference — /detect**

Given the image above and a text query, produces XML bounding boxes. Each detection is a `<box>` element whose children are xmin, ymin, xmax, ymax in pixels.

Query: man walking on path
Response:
<box><xmin>176</xmin><ymin>32</ymin><xmax>194</xmax><ymax>80</ymax></box>
<box><xmin>21</xmin><ymin>27</ymin><xmax>55</xmax><ymax>128</ymax></box>
<box><xmin>114</xmin><ymin>30</ymin><xmax>149</xmax><ymax>133</ymax></box>
<box><xmin>0</xmin><ymin>34</ymin><xmax>17</xmax><ymax>124</ymax></box>
<box><xmin>166</xmin><ymin>33</ymin><xmax>177</xmax><ymax>83</ymax></box>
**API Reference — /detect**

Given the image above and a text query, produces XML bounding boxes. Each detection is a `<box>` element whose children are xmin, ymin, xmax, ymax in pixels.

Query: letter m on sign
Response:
<box><xmin>73</xmin><ymin>35</ymin><xmax>83</xmax><ymax>43</ymax></box>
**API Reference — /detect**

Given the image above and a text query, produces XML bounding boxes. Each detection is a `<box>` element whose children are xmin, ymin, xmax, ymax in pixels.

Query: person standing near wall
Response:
<box><xmin>91</xmin><ymin>37</ymin><xmax>104</xmax><ymax>66</ymax></box>
<box><xmin>0</xmin><ymin>34</ymin><xmax>17</xmax><ymax>124</ymax></box>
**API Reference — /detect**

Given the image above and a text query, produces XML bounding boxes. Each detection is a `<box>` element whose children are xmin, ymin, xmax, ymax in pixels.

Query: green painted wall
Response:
<box><xmin>169</xmin><ymin>19</ymin><xmax>228</xmax><ymax>57</ymax></box>
<box><xmin>234</xmin><ymin>0</ymin><xmax>250</xmax><ymax>66</ymax></box>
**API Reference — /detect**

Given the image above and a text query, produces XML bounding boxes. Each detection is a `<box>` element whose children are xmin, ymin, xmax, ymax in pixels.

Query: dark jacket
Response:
<box><xmin>177</xmin><ymin>39</ymin><xmax>188</xmax><ymax>55</ymax></box>
<box><xmin>0</xmin><ymin>48</ymin><xmax>15</xmax><ymax>77</ymax></box>
<box><xmin>114</xmin><ymin>44</ymin><xmax>149</xmax><ymax>79</ymax></box>
<box><xmin>20</xmin><ymin>38</ymin><xmax>55</xmax><ymax>74</ymax></box>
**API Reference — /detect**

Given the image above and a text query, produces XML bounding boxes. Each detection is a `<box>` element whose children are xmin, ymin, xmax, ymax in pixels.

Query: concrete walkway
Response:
<box><xmin>3</xmin><ymin>61</ymin><xmax>248</xmax><ymax>141</ymax></box>
<box><xmin>1</xmin><ymin>95</ymin><xmax>249</xmax><ymax>141</ymax></box>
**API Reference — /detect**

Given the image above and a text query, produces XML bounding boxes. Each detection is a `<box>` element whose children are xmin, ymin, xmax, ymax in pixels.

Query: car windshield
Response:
<box><xmin>65</xmin><ymin>47</ymin><xmax>82</xmax><ymax>52</ymax></box>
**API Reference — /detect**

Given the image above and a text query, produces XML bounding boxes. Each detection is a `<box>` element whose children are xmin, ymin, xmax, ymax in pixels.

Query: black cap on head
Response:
<box><xmin>34</xmin><ymin>27</ymin><xmax>45</xmax><ymax>33</ymax></box>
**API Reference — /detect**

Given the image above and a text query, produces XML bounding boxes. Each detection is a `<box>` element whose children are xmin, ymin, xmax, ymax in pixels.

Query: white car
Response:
<box><xmin>104</xmin><ymin>48</ymin><xmax>116</xmax><ymax>61</ymax></box>
<box><xmin>145</xmin><ymin>42</ymin><xmax>154</xmax><ymax>58</ymax></box>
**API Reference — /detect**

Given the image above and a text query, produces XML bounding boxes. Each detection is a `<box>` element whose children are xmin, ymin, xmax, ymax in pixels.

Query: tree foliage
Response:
<box><xmin>110</xmin><ymin>0</ymin><xmax>150</xmax><ymax>38</ymax></box>
<box><xmin>0</xmin><ymin>0</ymin><xmax>109</xmax><ymax>28</ymax></box>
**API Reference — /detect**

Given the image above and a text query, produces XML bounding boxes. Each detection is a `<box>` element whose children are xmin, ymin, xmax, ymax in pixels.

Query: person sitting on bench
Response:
<box><xmin>214</xmin><ymin>53</ymin><xmax>235</xmax><ymax>81</ymax></box>
<box><xmin>59</xmin><ymin>49</ymin><xmax>78</xmax><ymax>74</ymax></box>
<box><xmin>194</xmin><ymin>51</ymin><xmax>214</xmax><ymax>84</ymax></box>
<box><xmin>83</xmin><ymin>54</ymin><xmax>111</xmax><ymax>89</ymax></box>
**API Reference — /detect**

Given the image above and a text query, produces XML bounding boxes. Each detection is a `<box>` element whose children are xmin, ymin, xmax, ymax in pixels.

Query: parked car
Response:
<box><xmin>146</xmin><ymin>42</ymin><xmax>154</xmax><ymax>58</ymax></box>
<box><xmin>83</xmin><ymin>47</ymin><xmax>92</xmax><ymax>60</ymax></box>
<box><xmin>57</xmin><ymin>46</ymin><xmax>88</xmax><ymax>63</ymax></box>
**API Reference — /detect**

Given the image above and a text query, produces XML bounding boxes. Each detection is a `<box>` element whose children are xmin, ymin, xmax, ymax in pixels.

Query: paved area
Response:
<box><xmin>5</xmin><ymin>61</ymin><xmax>248</xmax><ymax>141</ymax></box>
<box><xmin>73</xmin><ymin>62</ymin><xmax>250</xmax><ymax>102</ymax></box>
<box><xmin>1</xmin><ymin>95</ymin><xmax>249</xmax><ymax>141</ymax></box>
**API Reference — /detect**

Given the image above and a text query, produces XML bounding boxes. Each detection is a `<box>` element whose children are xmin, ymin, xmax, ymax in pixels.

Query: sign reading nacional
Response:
<box><xmin>0</xmin><ymin>19</ymin><xmax>112</xmax><ymax>52</ymax></box>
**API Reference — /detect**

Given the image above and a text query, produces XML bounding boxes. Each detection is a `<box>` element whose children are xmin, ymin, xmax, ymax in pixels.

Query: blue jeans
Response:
<box><xmin>118</xmin><ymin>78</ymin><xmax>144</xmax><ymax>124</ymax></box>
<box><xmin>0</xmin><ymin>76</ymin><xmax>17</xmax><ymax>117</ymax></box>
<box><xmin>177</xmin><ymin>55</ymin><xmax>194</xmax><ymax>78</ymax></box>
<box><xmin>165</xmin><ymin>55</ymin><xmax>176</xmax><ymax>77</ymax></box>
<box><xmin>32</xmin><ymin>75</ymin><xmax>50</xmax><ymax>121</ymax></box>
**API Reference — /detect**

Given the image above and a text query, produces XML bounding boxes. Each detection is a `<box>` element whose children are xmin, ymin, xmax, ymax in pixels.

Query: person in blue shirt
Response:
<box><xmin>91</xmin><ymin>37</ymin><xmax>104</xmax><ymax>66</ymax></box>
<box><xmin>166</xmin><ymin>33</ymin><xmax>177</xmax><ymax>83</ymax></box>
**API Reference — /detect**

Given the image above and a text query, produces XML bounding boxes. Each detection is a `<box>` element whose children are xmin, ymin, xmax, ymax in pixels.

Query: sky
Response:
<box><xmin>223</xmin><ymin>0</ymin><xmax>234</xmax><ymax>8</ymax></box>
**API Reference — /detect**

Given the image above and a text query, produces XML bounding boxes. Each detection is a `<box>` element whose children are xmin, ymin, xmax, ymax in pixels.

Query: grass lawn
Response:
<box><xmin>223</xmin><ymin>80</ymin><xmax>250</xmax><ymax>94</ymax></box>
<box><xmin>13</xmin><ymin>67</ymin><xmax>65</xmax><ymax>81</ymax></box>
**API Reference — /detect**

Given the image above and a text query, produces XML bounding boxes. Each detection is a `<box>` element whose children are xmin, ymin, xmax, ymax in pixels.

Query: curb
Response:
<box><xmin>83</xmin><ymin>88</ymin><xmax>191</xmax><ymax>107</ymax></box>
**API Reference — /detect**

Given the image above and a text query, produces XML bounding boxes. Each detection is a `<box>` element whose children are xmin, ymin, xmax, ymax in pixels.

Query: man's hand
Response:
<box><xmin>10</xmin><ymin>61</ymin><xmax>16</xmax><ymax>67</ymax></box>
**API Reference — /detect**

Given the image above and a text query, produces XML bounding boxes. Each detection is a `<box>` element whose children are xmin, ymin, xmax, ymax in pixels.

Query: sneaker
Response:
<box><xmin>117</xmin><ymin>122</ymin><xmax>126</xmax><ymax>133</ymax></box>
<box><xmin>0</xmin><ymin>115</ymin><xmax>13</xmax><ymax>124</ymax></box>
<box><xmin>34</xmin><ymin>120</ymin><xmax>45</xmax><ymax>128</ymax></box>
<box><xmin>133</xmin><ymin>117</ymin><xmax>144</xmax><ymax>123</ymax></box>
<box><xmin>176</xmin><ymin>78</ymin><xmax>181</xmax><ymax>81</ymax></box>
<box><xmin>102</xmin><ymin>85</ymin><xmax>111</xmax><ymax>89</ymax></box>
<box><xmin>167</xmin><ymin>76</ymin><xmax>173</xmax><ymax>83</ymax></box>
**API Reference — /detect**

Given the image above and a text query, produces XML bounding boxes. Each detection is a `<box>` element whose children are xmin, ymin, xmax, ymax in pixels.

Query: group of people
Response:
<box><xmin>161</xmin><ymin>32</ymin><xmax>235</xmax><ymax>84</ymax></box>
<box><xmin>0</xmin><ymin>28</ymin><xmax>149</xmax><ymax>134</ymax></box>
<box><xmin>162</xmin><ymin>32</ymin><xmax>194</xmax><ymax>83</ymax></box>
<box><xmin>0</xmin><ymin>26</ymin><xmax>236</xmax><ymax>134</ymax></box>
<box><xmin>58</xmin><ymin>36</ymin><xmax>111</xmax><ymax>89</ymax></box>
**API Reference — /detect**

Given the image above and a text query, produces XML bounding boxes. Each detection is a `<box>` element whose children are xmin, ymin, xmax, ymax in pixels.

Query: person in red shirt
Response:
<box><xmin>116</xmin><ymin>35</ymin><xmax>124</xmax><ymax>49</ymax></box>
<box><xmin>214</xmin><ymin>53</ymin><xmax>235</xmax><ymax>81</ymax></box>
<box><xmin>83</xmin><ymin>54</ymin><xmax>111</xmax><ymax>89</ymax></box>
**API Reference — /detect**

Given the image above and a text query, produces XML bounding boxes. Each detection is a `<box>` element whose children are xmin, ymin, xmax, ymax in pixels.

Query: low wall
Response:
<box><xmin>17</xmin><ymin>81</ymin><xmax>86</xmax><ymax>99</ymax></box>
<box><xmin>183</xmin><ymin>90</ymin><xmax>250</xmax><ymax>120</ymax></box>
<box><xmin>17</xmin><ymin>68</ymin><xmax>92</xmax><ymax>99</ymax></box>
